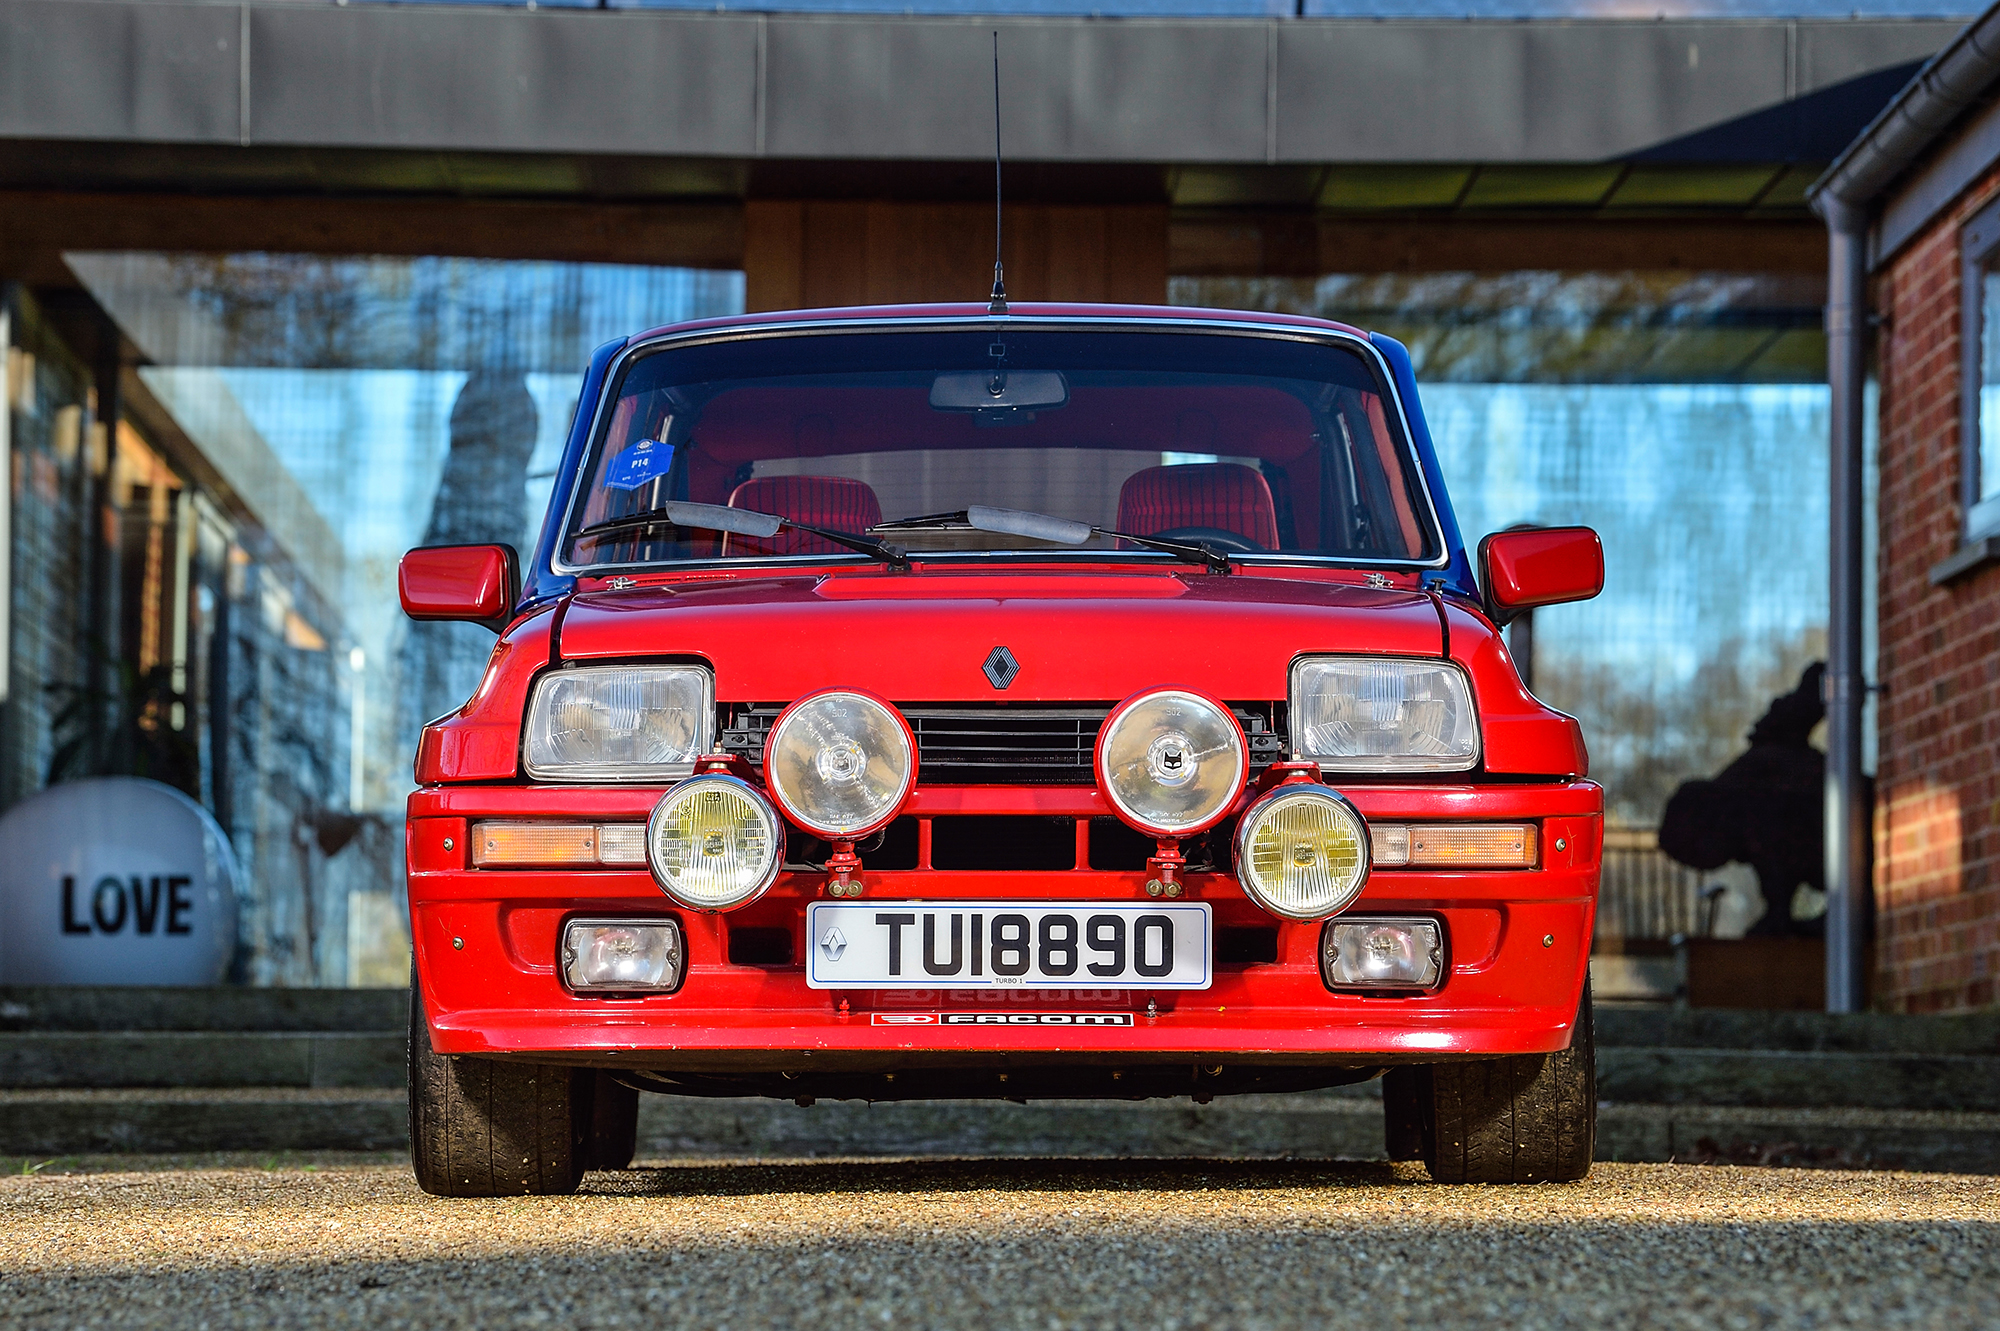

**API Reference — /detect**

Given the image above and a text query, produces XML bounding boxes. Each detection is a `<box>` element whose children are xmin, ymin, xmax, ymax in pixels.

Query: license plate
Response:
<box><xmin>805</xmin><ymin>901</ymin><xmax>1211</xmax><ymax>990</ymax></box>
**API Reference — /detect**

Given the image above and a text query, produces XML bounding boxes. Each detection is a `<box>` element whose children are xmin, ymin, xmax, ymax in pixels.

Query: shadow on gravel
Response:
<box><xmin>7</xmin><ymin>1188</ymin><xmax>1997</xmax><ymax>1331</ymax></box>
<box><xmin>605</xmin><ymin>1155</ymin><xmax>1414</xmax><ymax>1197</ymax></box>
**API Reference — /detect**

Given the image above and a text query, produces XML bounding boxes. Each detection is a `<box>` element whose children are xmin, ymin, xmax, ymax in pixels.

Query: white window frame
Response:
<box><xmin>1941</xmin><ymin>197</ymin><xmax>2000</xmax><ymax>582</ymax></box>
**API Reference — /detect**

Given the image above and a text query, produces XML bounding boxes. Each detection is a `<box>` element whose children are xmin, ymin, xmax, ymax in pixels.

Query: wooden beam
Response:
<box><xmin>1171</xmin><ymin>214</ymin><xmax>1828</xmax><ymax>276</ymax></box>
<box><xmin>3</xmin><ymin>189</ymin><xmax>1828</xmax><ymax>297</ymax></box>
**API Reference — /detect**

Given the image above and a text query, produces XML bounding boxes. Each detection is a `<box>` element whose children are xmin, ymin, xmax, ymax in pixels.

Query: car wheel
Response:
<box><xmin>408</xmin><ymin>966</ymin><xmax>588</xmax><ymax>1197</ymax></box>
<box><xmin>1423</xmin><ymin>983</ymin><xmax>1596</xmax><ymax>1184</ymax></box>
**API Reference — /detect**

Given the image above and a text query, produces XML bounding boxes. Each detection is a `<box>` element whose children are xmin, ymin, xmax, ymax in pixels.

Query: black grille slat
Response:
<box><xmin>913</xmin><ymin>738</ymin><xmax>1082</xmax><ymax>749</ymax></box>
<box><xmin>722</xmin><ymin>703</ymin><xmax>1282</xmax><ymax>786</ymax></box>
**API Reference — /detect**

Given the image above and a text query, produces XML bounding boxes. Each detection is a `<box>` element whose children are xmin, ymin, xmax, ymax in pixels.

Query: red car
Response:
<box><xmin>400</xmin><ymin>304</ymin><xmax>1606</xmax><ymax>1195</ymax></box>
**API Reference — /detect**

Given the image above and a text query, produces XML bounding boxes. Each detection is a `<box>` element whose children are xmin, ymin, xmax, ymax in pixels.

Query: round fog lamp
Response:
<box><xmin>1095</xmin><ymin>688</ymin><xmax>1246</xmax><ymax>835</ymax></box>
<box><xmin>764</xmin><ymin>689</ymin><xmax>916</xmax><ymax>838</ymax></box>
<box><xmin>1234</xmin><ymin>785</ymin><xmax>1371</xmax><ymax>920</ymax></box>
<box><xmin>646</xmin><ymin>774</ymin><xmax>783</xmax><ymax>911</ymax></box>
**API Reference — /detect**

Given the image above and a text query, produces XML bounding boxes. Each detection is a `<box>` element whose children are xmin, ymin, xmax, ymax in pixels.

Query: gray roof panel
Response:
<box><xmin>0</xmin><ymin>3</ymin><xmax>1965</xmax><ymax>168</ymax></box>
<box><xmin>764</xmin><ymin>18</ymin><xmax>1270</xmax><ymax>160</ymax></box>
<box><xmin>249</xmin><ymin>8</ymin><xmax>761</xmax><ymax>155</ymax></box>
<box><xmin>0</xmin><ymin>0</ymin><xmax>241</xmax><ymax>144</ymax></box>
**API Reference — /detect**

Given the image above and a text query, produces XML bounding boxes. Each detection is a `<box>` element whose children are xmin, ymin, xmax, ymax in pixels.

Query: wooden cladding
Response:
<box><xmin>745</xmin><ymin>201</ymin><xmax>1168</xmax><ymax>311</ymax></box>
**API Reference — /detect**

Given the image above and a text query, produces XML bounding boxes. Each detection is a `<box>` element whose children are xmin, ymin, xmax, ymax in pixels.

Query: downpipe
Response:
<box><xmin>1821</xmin><ymin>198</ymin><xmax>1872</xmax><ymax>1014</ymax></box>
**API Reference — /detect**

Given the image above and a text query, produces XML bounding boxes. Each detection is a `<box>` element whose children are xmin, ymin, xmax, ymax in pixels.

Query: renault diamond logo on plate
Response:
<box><xmin>819</xmin><ymin>926</ymin><xmax>847</xmax><ymax>960</ymax></box>
<box><xmin>982</xmin><ymin>646</ymin><xmax>1020</xmax><ymax>690</ymax></box>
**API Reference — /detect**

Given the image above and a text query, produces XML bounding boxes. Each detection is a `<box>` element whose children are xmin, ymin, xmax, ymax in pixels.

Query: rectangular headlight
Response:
<box><xmin>1289</xmin><ymin>656</ymin><xmax>1479</xmax><ymax>773</ymax></box>
<box><xmin>1370</xmin><ymin>823</ymin><xmax>1537</xmax><ymax>868</ymax></box>
<box><xmin>523</xmin><ymin>665</ymin><xmax>714</xmax><ymax>781</ymax></box>
<box><xmin>1322</xmin><ymin>917</ymin><xmax>1444</xmax><ymax>990</ymax></box>
<box><xmin>562</xmin><ymin>918</ymin><xmax>683</xmax><ymax>993</ymax></box>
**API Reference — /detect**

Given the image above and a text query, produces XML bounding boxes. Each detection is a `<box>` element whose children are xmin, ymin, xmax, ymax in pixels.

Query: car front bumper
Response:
<box><xmin>407</xmin><ymin>781</ymin><xmax>1600</xmax><ymax>1071</ymax></box>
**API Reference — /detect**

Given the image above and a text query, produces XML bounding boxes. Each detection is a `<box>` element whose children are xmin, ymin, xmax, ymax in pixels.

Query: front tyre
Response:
<box><xmin>1424</xmin><ymin>984</ymin><xmax>1596</xmax><ymax>1184</ymax></box>
<box><xmin>408</xmin><ymin>968</ymin><xmax>588</xmax><ymax>1197</ymax></box>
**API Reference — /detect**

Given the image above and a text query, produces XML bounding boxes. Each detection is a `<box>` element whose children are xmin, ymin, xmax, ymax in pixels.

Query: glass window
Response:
<box><xmin>1977</xmin><ymin>267</ymin><xmax>2000</xmax><ymax>537</ymax></box>
<box><xmin>2</xmin><ymin>286</ymin><xmax>96</xmax><ymax>808</ymax></box>
<box><xmin>53</xmin><ymin>253</ymin><xmax>744</xmax><ymax>986</ymax></box>
<box><xmin>1961</xmin><ymin>200</ymin><xmax>2000</xmax><ymax>544</ymax></box>
<box><xmin>1175</xmin><ymin>271</ymin><xmax>1834</xmax><ymax>833</ymax></box>
<box><xmin>564</xmin><ymin>329</ymin><xmax>1439</xmax><ymax>569</ymax></box>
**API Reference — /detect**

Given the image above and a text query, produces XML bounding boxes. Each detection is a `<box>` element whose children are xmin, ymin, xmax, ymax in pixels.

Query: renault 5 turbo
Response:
<box><xmin>399</xmin><ymin>303</ymin><xmax>1606</xmax><ymax>1196</ymax></box>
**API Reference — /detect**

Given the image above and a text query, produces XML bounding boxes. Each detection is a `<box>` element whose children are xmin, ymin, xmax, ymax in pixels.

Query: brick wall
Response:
<box><xmin>1874</xmin><ymin>157</ymin><xmax>2000</xmax><ymax>1012</ymax></box>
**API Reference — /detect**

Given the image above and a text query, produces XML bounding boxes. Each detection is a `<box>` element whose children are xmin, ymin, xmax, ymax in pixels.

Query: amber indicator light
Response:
<box><xmin>472</xmin><ymin>821</ymin><xmax>648</xmax><ymax>868</ymax></box>
<box><xmin>1370</xmin><ymin>823</ymin><xmax>1537</xmax><ymax>869</ymax></box>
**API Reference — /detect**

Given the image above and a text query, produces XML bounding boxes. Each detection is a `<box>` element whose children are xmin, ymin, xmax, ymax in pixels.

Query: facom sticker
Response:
<box><xmin>871</xmin><ymin>1012</ymin><xmax>1135</xmax><ymax>1026</ymax></box>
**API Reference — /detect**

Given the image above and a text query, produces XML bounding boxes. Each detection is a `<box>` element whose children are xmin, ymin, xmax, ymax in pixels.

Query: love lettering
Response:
<box><xmin>60</xmin><ymin>875</ymin><xmax>196</xmax><ymax>935</ymax></box>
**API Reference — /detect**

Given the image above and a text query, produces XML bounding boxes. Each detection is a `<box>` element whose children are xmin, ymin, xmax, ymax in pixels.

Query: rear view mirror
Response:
<box><xmin>930</xmin><ymin>369</ymin><xmax>1069</xmax><ymax>413</ymax></box>
<box><xmin>1478</xmin><ymin>527</ymin><xmax>1603</xmax><ymax>625</ymax></box>
<box><xmin>400</xmin><ymin>544</ymin><xmax>519</xmax><ymax>632</ymax></box>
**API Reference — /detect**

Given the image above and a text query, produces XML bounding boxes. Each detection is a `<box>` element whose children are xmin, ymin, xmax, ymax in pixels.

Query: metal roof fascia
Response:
<box><xmin>1810</xmin><ymin>0</ymin><xmax>2000</xmax><ymax>217</ymax></box>
<box><xmin>1876</xmin><ymin>93</ymin><xmax>2000</xmax><ymax>257</ymax></box>
<box><xmin>0</xmin><ymin>1</ymin><xmax>1962</xmax><ymax>170</ymax></box>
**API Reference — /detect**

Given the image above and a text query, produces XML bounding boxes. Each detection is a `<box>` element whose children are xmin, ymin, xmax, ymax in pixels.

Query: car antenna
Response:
<box><xmin>988</xmin><ymin>30</ymin><xmax>1008</xmax><ymax>316</ymax></box>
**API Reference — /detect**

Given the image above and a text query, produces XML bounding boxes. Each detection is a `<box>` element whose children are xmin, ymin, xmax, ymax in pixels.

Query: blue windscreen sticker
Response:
<box><xmin>604</xmin><ymin>438</ymin><xmax>675</xmax><ymax>492</ymax></box>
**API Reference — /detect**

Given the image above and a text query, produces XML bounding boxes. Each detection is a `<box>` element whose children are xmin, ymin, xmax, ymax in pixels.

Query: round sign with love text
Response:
<box><xmin>0</xmin><ymin>777</ymin><xmax>239</xmax><ymax>985</ymax></box>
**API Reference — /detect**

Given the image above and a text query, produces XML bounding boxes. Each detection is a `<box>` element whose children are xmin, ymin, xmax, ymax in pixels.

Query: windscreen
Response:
<box><xmin>560</xmin><ymin>328</ymin><xmax>1440</xmax><ymax>569</ymax></box>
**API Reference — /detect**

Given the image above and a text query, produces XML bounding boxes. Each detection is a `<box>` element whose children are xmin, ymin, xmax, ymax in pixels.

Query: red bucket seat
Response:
<box><xmin>1116</xmin><ymin>462</ymin><xmax>1279</xmax><ymax>550</ymax></box>
<box><xmin>725</xmin><ymin>476</ymin><xmax>884</xmax><ymax>557</ymax></box>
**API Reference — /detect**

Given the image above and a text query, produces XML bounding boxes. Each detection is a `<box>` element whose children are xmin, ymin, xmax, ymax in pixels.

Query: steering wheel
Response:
<box><xmin>1146</xmin><ymin>526</ymin><xmax>1267</xmax><ymax>554</ymax></box>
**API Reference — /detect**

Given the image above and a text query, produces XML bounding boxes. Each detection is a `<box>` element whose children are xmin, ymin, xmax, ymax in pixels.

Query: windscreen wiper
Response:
<box><xmin>875</xmin><ymin>506</ymin><xmax>1234</xmax><ymax>575</ymax></box>
<box><xmin>573</xmin><ymin>501</ymin><xmax>910</xmax><ymax>571</ymax></box>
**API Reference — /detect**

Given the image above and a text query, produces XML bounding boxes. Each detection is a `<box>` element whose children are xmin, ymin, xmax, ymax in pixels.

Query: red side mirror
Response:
<box><xmin>400</xmin><ymin>545</ymin><xmax>519</xmax><ymax>632</ymax></box>
<box><xmin>1478</xmin><ymin>527</ymin><xmax>1604</xmax><ymax>624</ymax></box>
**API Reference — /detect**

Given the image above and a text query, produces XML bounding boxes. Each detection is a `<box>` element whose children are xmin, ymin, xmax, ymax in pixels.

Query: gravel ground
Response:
<box><xmin>3</xmin><ymin>1154</ymin><xmax>1996</xmax><ymax>1330</ymax></box>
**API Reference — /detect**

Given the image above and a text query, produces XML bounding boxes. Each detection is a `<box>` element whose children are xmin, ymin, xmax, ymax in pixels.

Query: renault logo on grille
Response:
<box><xmin>982</xmin><ymin>646</ymin><xmax>1020</xmax><ymax>690</ymax></box>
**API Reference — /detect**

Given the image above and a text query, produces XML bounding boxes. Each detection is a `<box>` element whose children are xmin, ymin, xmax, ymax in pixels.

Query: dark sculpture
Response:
<box><xmin>1658</xmin><ymin>663</ymin><xmax>1833</xmax><ymax>937</ymax></box>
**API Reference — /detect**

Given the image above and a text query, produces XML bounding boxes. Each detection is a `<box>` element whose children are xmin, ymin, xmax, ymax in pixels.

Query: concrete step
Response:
<box><xmin>0</xmin><ymin>986</ymin><xmax>406</xmax><ymax>1033</ymax></box>
<box><xmin>1595</xmin><ymin>1006</ymin><xmax>2000</xmax><ymax>1055</ymax></box>
<box><xmin>0</xmin><ymin>1089</ymin><xmax>409</xmax><ymax>1154</ymax></box>
<box><xmin>1595</xmin><ymin>1046</ymin><xmax>2000</xmax><ymax>1112</ymax></box>
<box><xmin>641</xmin><ymin>1091</ymin><xmax>1391</xmax><ymax>1161</ymax></box>
<box><xmin>1594</xmin><ymin>1103</ymin><xmax>2000</xmax><ymax>1173</ymax></box>
<box><xmin>0</xmin><ymin>1031</ymin><xmax>404</xmax><ymax>1088</ymax></box>
<box><xmin>7</xmin><ymin>1090</ymin><xmax>1998</xmax><ymax>1175</ymax></box>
